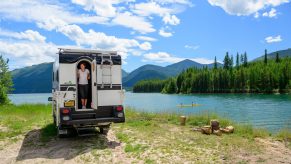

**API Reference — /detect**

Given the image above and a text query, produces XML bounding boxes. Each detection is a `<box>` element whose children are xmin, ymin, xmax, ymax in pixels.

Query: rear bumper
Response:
<box><xmin>61</xmin><ymin>117</ymin><xmax>125</xmax><ymax>126</ymax></box>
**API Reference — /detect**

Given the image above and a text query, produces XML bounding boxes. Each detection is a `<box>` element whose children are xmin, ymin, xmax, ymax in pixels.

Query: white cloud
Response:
<box><xmin>112</xmin><ymin>12</ymin><xmax>156</xmax><ymax>34</ymax></box>
<box><xmin>185</xmin><ymin>45</ymin><xmax>200</xmax><ymax>50</ymax></box>
<box><xmin>132</xmin><ymin>2</ymin><xmax>173</xmax><ymax>16</ymax></box>
<box><xmin>56</xmin><ymin>24</ymin><xmax>152</xmax><ymax>59</ymax></box>
<box><xmin>139</xmin><ymin>42</ymin><xmax>152</xmax><ymax>50</ymax></box>
<box><xmin>208</xmin><ymin>0</ymin><xmax>289</xmax><ymax>16</ymax></box>
<box><xmin>163</xmin><ymin>14</ymin><xmax>180</xmax><ymax>25</ymax></box>
<box><xmin>154</xmin><ymin>0</ymin><xmax>193</xmax><ymax>6</ymax></box>
<box><xmin>135</xmin><ymin>36</ymin><xmax>157</xmax><ymax>42</ymax></box>
<box><xmin>0</xmin><ymin>0</ymin><xmax>108</xmax><ymax>31</ymax></box>
<box><xmin>143</xmin><ymin>52</ymin><xmax>214</xmax><ymax>64</ymax></box>
<box><xmin>254</xmin><ymin>12</ymin><xmax>260</xmax><ymax>18</ymax></box>
<box><xmin>265</xmin><ymin>35</ymin><xmax>282</xmax><ymax>43</ymax></box>
<box><xmin>0</xmin><ymin>29</ymin><xmax>46</xmax><ymax>43</ymax></box>
<box><xmin>262</xmin><ymin>8</ymin><xmax>277</xmax><ymax>18</ymax></box>
<box><xmin>159</xmin><ymin>28</ymin><xmax>173</xmax><ymax>37</ymax></box>
<box><xmin>72</xmin><ymin>0</ymin><xmax>117</xmax><ymax>17</ymax></box>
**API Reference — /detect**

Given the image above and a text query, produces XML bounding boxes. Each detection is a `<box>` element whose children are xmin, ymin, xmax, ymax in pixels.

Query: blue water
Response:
<box><xmin>8</xmin><ymin>92</ymin><xmax>291</xmax><ymax>132</ymax></box>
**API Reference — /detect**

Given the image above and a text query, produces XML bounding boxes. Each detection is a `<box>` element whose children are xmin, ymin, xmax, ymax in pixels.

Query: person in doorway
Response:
<box><xmin>77</xmin><ymin>63</ymin><xmax>90</xmax><ymax>109</ymax></box>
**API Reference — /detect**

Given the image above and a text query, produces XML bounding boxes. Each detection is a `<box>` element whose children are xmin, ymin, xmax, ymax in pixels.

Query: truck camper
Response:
<box><xmin>49</xmin><ymin>48</ymin><xmax>125</xmax><ymax>137</ymax></box>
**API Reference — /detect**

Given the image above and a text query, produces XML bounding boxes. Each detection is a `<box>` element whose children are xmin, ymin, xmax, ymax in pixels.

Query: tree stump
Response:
<box><xmin>210</xmin><ymin>120</ymin><xmax>220</xmax><ymax>133</ymax></box>
<box><xmin>180</xmin><ymin>116</ymin><xmax>186</xmax><ymax>126</ymax></box>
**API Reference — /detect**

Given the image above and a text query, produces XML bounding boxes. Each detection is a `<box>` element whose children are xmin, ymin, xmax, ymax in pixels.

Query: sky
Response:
<box><xmin>0</xmin><ymin>0</ymin><xmax>290</xmax><ymax>72</ymax></box>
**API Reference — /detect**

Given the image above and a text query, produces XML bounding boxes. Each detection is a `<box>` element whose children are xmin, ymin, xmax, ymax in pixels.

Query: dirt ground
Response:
<box><xmin>0</xmin><ymin>128</ymin><xmax>290</xmax><ymax>164</ymax></box>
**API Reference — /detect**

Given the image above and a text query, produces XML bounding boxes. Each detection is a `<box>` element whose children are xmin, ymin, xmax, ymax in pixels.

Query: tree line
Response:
<box><xmin>133</xmin><ymin>51</ymin><xmax>291</xmax><ymax>94</ymax></box>
<box><xmin>0</xmin><ymin>55</ymin><xmax>13</xmax><ymax>104</ymax></box>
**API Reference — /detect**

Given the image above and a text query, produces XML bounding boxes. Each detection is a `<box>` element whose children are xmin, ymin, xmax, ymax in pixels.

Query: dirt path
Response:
<box><xmin>0</xmin><ymin>129</ymin><xmax>138</xmax><ymax>164</ymax></box>
<box><xmin>0</xmin><ymin>128</ymin><xmax>291</xmax><ymax>164</ymax></box>
<box><xmin>231</xmin><ymin>138</ymin><xmax>291</xmax><ymax>164</ymax></box>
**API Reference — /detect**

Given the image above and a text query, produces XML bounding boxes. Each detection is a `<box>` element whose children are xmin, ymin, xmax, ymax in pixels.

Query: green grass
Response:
<box><xmin>0</xmin><ymin>104</ymin><xmax>290</xmax><ymax>163</ymax></box>
<box><xmin>0</xmin><ymin>103</ymin><xmax>52</xmax><ymax>140</ymax></box>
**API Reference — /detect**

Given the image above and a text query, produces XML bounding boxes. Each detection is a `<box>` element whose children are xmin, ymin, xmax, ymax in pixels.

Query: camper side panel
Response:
<box><xmin>96</xmin><ymin>65</ymin><xmax>122</xmax><ymax>85</ymax></box>
<box><xmin>59</xmin><ymin>64</ymin><xmax>77</xmax><ymax>85</ymax></box>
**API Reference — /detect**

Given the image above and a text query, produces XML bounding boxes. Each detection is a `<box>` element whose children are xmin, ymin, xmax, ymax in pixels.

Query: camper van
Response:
<box><xmin>49</xmin><ymin>48</ymin><xmax>125</xmax><ymax>137</ymax></box>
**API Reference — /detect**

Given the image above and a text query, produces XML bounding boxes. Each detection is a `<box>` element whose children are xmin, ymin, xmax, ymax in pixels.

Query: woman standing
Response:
<box><xmin>77</xmin><ymin>63</ymin><xmax>90</xmax><ymax>109</ymax></box>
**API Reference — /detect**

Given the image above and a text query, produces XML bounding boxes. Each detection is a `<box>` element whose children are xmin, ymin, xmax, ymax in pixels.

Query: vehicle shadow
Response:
<box><xmin>16</xmin><ymin>124</ymin><xmax>120</xmax><ymax>161</ymax></box>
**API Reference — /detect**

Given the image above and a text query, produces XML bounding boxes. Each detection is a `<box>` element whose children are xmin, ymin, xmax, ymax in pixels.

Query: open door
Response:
<box><xmin>91</xmin><ymin>59</ymin><xmax>98</xmax><ymax>109</ymax></box>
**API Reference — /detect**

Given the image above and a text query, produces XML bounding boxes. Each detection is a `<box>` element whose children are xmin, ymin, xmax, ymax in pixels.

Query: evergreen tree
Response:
<box><xmin>214</xmin><ymin>56</ymin><xmax>218</xmax><ymax>69</ymax></box>
<box><xmin>0</xmin><ymin>55</ymin><xmax>13</xmax><ymax>105</ymax></box>
<box><xmin>223</xmin><ymin>52</ymin><xmax>230</xmax><ymax>69</ymax></box>
<box><xmin>230</xmin><ymin>55</ymin><xmax>234</xmax><ymax>68</ymax></box>
<box><xmin>276</xmin><ymin>52</ymin><xmax>280</xmax><ymax>63</ymax></box>
<box><xmin>240</xmin><ymin>54</ymin><xmax>244</xmax><ymax>65</ymax></box>
<box><xmin>243</xmin><ymin>52</ymin><xmax>248</xmax><ymax>67</ymax></box>
<box><xmin>236</xmin><ymin>52</ymin><xmax>240</xmax><ymax>67</ymax></box>
<box><xmin>264</xmin><ymin>49</ymin><xmax>268</xmax><ymax>64</ymax></box>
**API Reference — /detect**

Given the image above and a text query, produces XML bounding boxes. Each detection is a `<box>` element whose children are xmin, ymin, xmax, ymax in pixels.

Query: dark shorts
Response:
<box><xmin>79</xmin><ymin>84</ymin><xmax>88</xmax><ymax>99</ymax></box>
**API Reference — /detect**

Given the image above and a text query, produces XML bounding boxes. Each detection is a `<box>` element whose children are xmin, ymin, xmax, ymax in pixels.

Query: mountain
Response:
<box><xmin>11</xmin><ymin>62</ymin><xmax>53</xmax><ymax>93</ymax></box>
<box><xmin>253</xmin><ymin>48</ymin><xmax>291</xmax><ymax>61</ymax></box>
<box><xmin>10</xmin><ymin>59</ymin><xmax>219</xmax><ymax>93</ymax></box>
<box><xmin>123</xmin><ymin>60</ymin><xmax>221</xmax><ymax>87</ymax></box>
<box><xmin>122</xmin><ymin>70</ymin><xmax>129</xmax><ymax>78</ymax></box>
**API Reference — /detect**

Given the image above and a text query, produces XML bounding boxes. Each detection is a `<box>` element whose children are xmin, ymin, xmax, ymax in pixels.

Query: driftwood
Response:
<box><xmin>201</xmin><ymin>126</ymin><xmax>212</xmax><ymax>135</ymax></box>
<box><xmin>220</xmin><ymin>126</ymin><xmax>234</xmax><ymax>133</ymax></box>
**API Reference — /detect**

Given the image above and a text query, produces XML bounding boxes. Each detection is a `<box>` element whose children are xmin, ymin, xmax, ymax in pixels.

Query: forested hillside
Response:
<box><xmin>133</xmin><ymin>54</ymin><xmax>291</xmax><ymax>94</ymax></box>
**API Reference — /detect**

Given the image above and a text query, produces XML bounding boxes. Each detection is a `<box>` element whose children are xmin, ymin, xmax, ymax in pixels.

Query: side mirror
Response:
<box><xmin>48</xmin><ymin>97</ymin><xmax>53</xmax><ymax>101</ymax></box>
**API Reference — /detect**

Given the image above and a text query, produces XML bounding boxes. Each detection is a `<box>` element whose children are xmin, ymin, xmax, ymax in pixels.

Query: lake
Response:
<box><xmin>8</xmin><ymin>92</ymin><xmax>291</xmax><ymax>132</ymax></box>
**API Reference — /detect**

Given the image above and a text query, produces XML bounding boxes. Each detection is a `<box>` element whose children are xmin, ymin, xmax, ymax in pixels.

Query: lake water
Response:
<box><xmin>8</xmin><ymin>92</ymin><xmax>291</xmax><ymax>132</ymax></box>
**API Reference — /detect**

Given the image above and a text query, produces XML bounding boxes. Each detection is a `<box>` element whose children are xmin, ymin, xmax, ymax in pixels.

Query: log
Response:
<box><xmin>201</xmin><ymin>125</ymin><xmax>212</xmax><ymax>135</ymax></box>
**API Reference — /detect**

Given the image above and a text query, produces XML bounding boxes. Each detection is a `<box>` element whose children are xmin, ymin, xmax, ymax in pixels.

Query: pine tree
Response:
<box><xmin>276</xmin><ymin>52</ymin><xmax>280</xmax><ymax>63</ymax></box>
<box><xmin>236</xmin><ymin>52</ymin><xmax>240</xmax><ymax>67</ymax></box>
<box><xmin>243</xmin><ymin>52</ymin><xmax>248</xmax><ymax>67</ymax></box>
<box><xmin>0</xmin><ymin>55</ymin><xmax>13</xmax><ymax>104</ymax></box>
<box><xmin>223</xmin><ymin>52</ymin><xmax>230</xmax><ymax>69</ymax></box>
<box><xmin>214</xmin><ymin>56</ymin><xmax>218</xmax><ymax>69</ymax></box>
<box><xmin>230</xmin><ymin>55</ymin><xmax>234</xmax><ymax>68</ymax></box>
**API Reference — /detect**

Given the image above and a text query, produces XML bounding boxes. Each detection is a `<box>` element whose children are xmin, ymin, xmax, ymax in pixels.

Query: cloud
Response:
<box><xmin>135</xmin><ymin>36</ymin><xmax>157</xmax><ymax>42</ymax></box>
<box><xmin>0</xmin><ymin>0</ymin><xmax>108</xmax><ymax>31</ymax></box>
<box><xmin>131</xmin><ymin>1</ymin><xmax>176</xmax><ymax>17</ymax></box>
<box><xmin>143</xmin><ymin>52</ymin><xmax>214</xmax><ymax>64</ymax></box>
<box><xmin>159</xmin><ymin>28</ymin><xmax>173</xmax><ymax>37</ymax></box>
<box><xmin>207</xmin><ymin>0</ymin><xmax>289</xmax><ymax>16</ymax></box>
<box><xmin>262</xmin><ymin>8</ymin><xmax>277</xmax><ymax>18</ymax></box>
<box><xmin>0</xmin><ymin>29</ymin><xmax>46</xmax><ymax>43</ymax></box>
<box><xmin>163</xmin><ymin>14</ymin><xmax>180</xmax><ymax>25</ymax></box>
<box><xmin>112</xmin><ymin>12</ymin><xmax>156</xmax><ymax>34</ymax></box>
<box><xmin>56</xmin><ymin>24</ymin><xmax>152</xmax><ymax>58</ymax></box>
<box><xmin>184</xmin><ymin>45</ymin><xmax>200</xmax><ymax>50</ymax></box>
<box><xmin>265</xmin><ymin>35</ymin><xmax>282</xmax><ymax>43</ymax></box>
<box><xmin>139</xmin><ymin>42</ymin><xmax>152</xmax><ymax>50</ymax></box>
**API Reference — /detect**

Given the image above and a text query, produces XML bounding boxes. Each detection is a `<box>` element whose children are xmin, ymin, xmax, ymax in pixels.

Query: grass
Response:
<box><xmin>0</xmin><ymin>103</ymin><xmax>52</xmax><ymax>140</ymax></box>
<box><xmin>0</xmin><ymin>104</ymin><xmax>290</xmax><ymax>163</ymax></box>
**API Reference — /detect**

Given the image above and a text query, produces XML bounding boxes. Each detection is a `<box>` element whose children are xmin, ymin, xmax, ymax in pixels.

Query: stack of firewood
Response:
<box><xmin>192</xmin><ymin>120</ymin><xmax>234</xmax><ymax>136</ymax></box>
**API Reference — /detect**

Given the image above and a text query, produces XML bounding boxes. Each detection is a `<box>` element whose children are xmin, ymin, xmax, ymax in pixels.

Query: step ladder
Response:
<box><xmin>101</xmin><ymin>55</ymin><xmax>113</xmax><ymax>89</ymax></box>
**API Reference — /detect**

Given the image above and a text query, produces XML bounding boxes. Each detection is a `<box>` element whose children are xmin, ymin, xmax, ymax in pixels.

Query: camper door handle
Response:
<box><xmin>94</xmin><ymin>82</ymin><xmax>97</xmax><ymax>86</ymax></box>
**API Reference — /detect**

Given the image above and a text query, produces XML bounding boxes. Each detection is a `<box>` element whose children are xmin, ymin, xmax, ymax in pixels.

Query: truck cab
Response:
<box><xmin>49</xmin><ymin>48</ymin><xmax>125</xmax><ymax>137</ymax></box>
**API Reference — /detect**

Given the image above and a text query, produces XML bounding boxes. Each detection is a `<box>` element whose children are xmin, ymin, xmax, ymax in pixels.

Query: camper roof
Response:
<box><xmin>59</xmin><ymin>48</ymin><xmax>117</xmax><ymax>55</ymax></box>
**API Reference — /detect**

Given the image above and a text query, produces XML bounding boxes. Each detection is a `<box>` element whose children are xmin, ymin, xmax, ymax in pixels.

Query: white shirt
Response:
<box><xmin>78</xmin><ymin>69</ymin><xmax>89</xmax><ymax>84</ymax></box>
